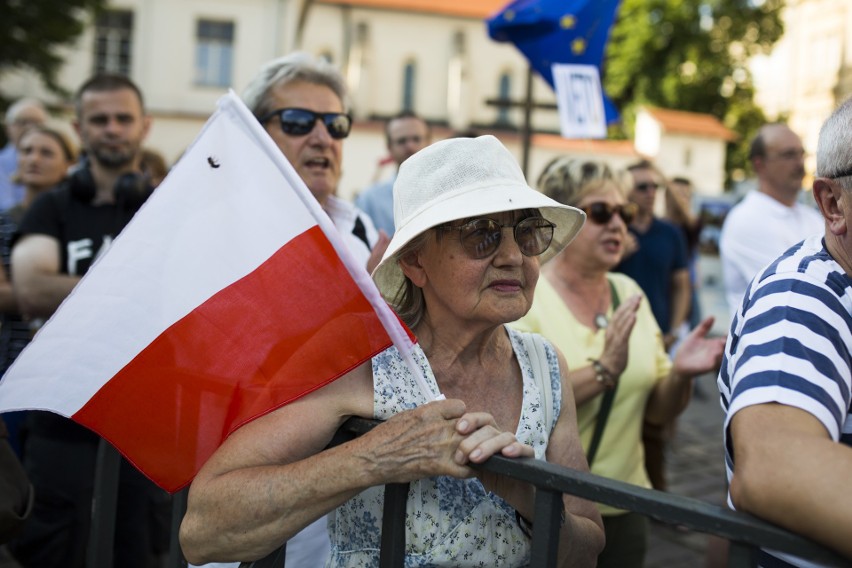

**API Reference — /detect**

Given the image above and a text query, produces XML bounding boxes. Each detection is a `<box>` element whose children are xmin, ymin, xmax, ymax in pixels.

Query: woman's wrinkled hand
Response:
<box><xmin>358</xmin><ymin>398</ymin><xmax>474</xmax><ymax>483</ymax></box>
<box><xmin>454</xmin><ymin>412</ymin><xmax>535</xmax><ymax>500</ymax></box>
<box><xmin>453</xmin><ymin>412</ymin><xmax>534</xmax><ymax>465</ymax></box>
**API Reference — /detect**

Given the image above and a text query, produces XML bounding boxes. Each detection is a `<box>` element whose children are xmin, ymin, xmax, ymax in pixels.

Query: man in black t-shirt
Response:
<box><xmin>8</xmin><ymin>74</ymin><xmax>161</xmax><ymax>568</ymax></box>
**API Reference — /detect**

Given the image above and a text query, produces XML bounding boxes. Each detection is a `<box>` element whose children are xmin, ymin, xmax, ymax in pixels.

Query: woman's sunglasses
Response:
<box><xmin>437</xmin><ymin>216</ymin><xmax>555</xmax><ymax>260</ymax></box>
<box><xmin>258</xmin><ymin>108</ymin><xmax>353</xmax><ymax>139</ymax></box>
<box><xmin>581</xmin><ymin>202</ymin><xmax>638</xmax><ymax>225</ymax></box>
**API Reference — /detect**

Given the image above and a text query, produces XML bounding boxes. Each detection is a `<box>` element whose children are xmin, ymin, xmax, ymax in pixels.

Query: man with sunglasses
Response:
<box><xmin>613</xmin><ymin>159</ymin><xmax>690</xmax><ymax>494</ymax></box>
<box><xmin>719</xmin><ymin>123</ymin><xmax>823</xmax><ymax>312</ymax></box>
<box><xmin>615</xmin><ymin>160</ymin><xmax>690</xmax><ymax>351</ymax></box>
<box><xmin>243</xmin><ymin>52</ymin><xmax>388</xmax><ymax>277</ymax></box>
<box><xmin>239</xmin><ymin>51</ymin><xmax>390</xmax><ymax>568</ymax></box>
<box><xmin>355</xmin><ymin>110</ymin><xmax>431</xmax><ymax>237</ymax></box>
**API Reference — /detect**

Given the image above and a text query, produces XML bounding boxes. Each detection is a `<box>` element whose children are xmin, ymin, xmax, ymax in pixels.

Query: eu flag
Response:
<box><xmin>487</xmin><ymin>0</ymin><xmax>622</xmax><ymax>124</ymax></box>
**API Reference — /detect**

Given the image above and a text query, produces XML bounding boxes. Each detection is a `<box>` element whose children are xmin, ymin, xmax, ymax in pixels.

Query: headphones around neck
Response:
<box><xmin>67</xmin><ymin>165</ymin><xmax>153</xmax><ymax>211</ymax></box>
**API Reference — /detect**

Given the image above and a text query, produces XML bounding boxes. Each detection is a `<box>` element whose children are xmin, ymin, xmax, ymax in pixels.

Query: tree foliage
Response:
<box><xmin>604</xmin><ymin>0</ymin><xmax>784</xmax><ymax>187</ymax></box>
<box><xmin>1</xmin><ymin>0</ymin><xmax>106</xmax><ymax>96</ymax></box>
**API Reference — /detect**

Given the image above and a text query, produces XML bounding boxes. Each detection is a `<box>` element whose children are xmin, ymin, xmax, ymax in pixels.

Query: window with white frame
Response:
<box><xmin>195</xmin><ymin>20</ymin><xmax>235</xmax><ymax>87</ymax></box>
<box><xmin>93</xmin><ymin>10</ymin><xmax>134</xmax><ymax>76</ymax></box>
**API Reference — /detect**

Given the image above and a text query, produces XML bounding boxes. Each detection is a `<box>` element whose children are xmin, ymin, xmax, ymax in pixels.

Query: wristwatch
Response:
<box><xmin>589</xmin><ymin>358</ymin><xmax>617</xmax><ymax>390</ymax></box>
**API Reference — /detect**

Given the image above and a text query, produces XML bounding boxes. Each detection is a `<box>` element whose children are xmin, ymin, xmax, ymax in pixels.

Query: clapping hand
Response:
<box><xmin>598</xmin><ymin>294</ymin><xmax>642</xmax><ymax>376</ymax></box>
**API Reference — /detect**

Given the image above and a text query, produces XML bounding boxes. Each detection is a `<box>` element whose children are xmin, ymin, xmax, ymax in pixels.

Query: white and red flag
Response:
<box><xmin>0</xmin><ymin>92</ymin><xmax>434</xmax><ymax>493</ymax></box>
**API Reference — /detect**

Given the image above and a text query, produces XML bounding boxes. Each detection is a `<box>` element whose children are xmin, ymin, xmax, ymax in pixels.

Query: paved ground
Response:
<box><xmin>645</xmin><ymin>253</ymin><xmax>731</xmax><ymax>568</ymax></box>
<box><xmin>645</xmin><ymin>380</ymin><xmax>728</xmax><ymax>568</ymax></box>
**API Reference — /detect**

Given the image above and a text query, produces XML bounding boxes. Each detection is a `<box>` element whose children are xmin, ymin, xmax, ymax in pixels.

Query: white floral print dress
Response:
<box><xmin>326</xmin><ymin>326</ymin><xmax>561</xmax><ymax>567</ymax></box>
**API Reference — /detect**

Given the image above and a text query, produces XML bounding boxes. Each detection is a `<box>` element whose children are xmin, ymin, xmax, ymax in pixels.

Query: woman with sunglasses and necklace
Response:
<box><xmin>181</xmin><ymin>136</ymin><xmax>605</xmax><ymax>567</ymax></box>
<box><xmin>513</xmin><ymin>158</ymin><xmax>724</xmax><ymax>568</ymax></box>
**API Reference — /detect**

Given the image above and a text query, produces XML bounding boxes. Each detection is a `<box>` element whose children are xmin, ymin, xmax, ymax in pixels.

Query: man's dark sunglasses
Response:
<box><xmin>581</xmin><ymin>202</ymin><xmax>638</xmax><ymax>225</ymax></box>
<box><xmin>258</xmin><ymin>108</ymin><xmax>352</xmax><ymax>139</ymax></box>
<box><xmin>634</xmin><ymin>182</ymin><xmax>659</xmax><ymax>192</ymax></box>
<box><xmin>436</xmin><ymin>216</ymin><xmax>555</xmax><ymax>260</ymax></box>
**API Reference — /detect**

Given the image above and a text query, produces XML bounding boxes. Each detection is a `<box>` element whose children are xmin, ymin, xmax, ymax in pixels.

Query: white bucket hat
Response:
<box><xmin>371</xmin><ymin>135</ymin><xmax>586</xmax><ymax>299</ymax></box>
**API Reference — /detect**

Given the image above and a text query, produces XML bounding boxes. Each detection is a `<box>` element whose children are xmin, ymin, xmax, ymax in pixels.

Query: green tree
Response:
<box><xmin>1</xmin><ymin>0</ymin><xmax>106</xmax><ymax>96</ymax></box>
<box><xmin>604</xmin><ymin>0</ymin><xmax>784</xmax><ymax>187</ymax></box>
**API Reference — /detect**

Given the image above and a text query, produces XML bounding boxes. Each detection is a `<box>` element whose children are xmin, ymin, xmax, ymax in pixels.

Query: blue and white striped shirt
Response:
<box><xmin>718</xmin><ymin>235</ymin><xmax>852</xmax><ymax>568</ymax></box>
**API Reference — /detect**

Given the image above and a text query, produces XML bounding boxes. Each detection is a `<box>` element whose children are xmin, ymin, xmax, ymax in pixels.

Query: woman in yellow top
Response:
<box><xmin>513</xmin><ymin>158</ymin><xmax>724</xmax><ymax>568</ymax></box>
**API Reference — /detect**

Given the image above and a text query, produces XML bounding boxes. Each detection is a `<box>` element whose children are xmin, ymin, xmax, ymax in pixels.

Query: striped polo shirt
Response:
<box><xmin>718</xmin><ymin>234</ymin><xmax>852</xmax><ymax>568</ymax></box>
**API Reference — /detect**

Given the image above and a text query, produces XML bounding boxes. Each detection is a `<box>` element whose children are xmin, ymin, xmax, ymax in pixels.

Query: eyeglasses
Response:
<box><xmin>767</xmin><ymin>149</ymin><xmax>805</xmax><ymax>162</ymax></box>
<box><xmin>258</xmin><ymin>108</ymin><xmax>352</xmax><ymax>139</ymax></box>
<box><xmin>634</xmin><ymin>182</ymin><xmax>659</xmax><ymax>192</ymax></box>
<box><xmin>581</xmin><ymin>202</ymin><xmax>638</xmax><ymax>225</ymax></box>
<box><xmin>436</xmin><ymin>216</ymin><xmax>555</xmax><ymax>260</ymax></box>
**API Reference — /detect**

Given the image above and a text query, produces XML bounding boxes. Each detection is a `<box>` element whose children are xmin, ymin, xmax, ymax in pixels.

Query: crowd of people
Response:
<box><xmin>0</xmin><ymin>49</ymin><xmax>848</xmax><ymax>568</ymax></box>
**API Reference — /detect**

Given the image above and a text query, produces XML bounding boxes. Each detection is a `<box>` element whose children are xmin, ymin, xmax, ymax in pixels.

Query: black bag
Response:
<box><xmin>0</xmin><ymin>417</ymin><xmax>33</xmax><ymax>543</ymax></box>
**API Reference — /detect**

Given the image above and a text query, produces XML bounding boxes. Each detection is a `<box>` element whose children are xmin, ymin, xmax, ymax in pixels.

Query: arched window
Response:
<box><xmin>497</xmin><ymin>72</ymin><xmax>512</xmax><ymax>125</ymax></box>
<box><xmin>402</xmin><ymin>61</ymin><xmax>416</xmax><ymax>111</ymax></box>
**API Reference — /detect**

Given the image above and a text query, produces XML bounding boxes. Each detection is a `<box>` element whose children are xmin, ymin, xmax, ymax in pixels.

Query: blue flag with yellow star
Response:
<box><xmin>487</xmin><ymin>0</ymin><xmax>622</xmax><ymax>124</ymax></box>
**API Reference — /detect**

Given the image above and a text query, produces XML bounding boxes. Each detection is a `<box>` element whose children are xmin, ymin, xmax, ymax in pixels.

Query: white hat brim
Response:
<box><xmin>371</xmin><ymin>178</ymin><xmax>585</xmax><ymax>300</ymax></box>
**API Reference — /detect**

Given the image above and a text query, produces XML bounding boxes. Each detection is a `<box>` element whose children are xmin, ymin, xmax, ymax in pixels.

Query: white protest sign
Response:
<box><xmin>553</xmin><ymin>63</ymin><xmax>607</xmax><ymax>139</ymax></box>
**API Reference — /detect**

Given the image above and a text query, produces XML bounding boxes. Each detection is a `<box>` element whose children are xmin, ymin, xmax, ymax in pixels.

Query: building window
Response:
<box><xmin>195</xmin><ymin>20</ymin><xmax>235</xmax><ymax>87</ymax></box>
<box><xmin>402</xmin><ymin>61</ymin><xmax>416</xmax><ymax>111</ymax></box>
<box><xmin>93</xmin><ymin>10</ymin><xmax>134</xmax><ymax>75</ymax></box>
<box><xmin>497</xmin><ymin>72</ymin><xmax>512</xmax><ymax>125</ymax></box>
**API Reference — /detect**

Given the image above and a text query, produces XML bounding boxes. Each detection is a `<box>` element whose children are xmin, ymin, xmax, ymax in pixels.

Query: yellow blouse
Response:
<box><xmin>512</xmin><ymin>272</ymin><xmax>671</xmax><ymax>516</ymax></box>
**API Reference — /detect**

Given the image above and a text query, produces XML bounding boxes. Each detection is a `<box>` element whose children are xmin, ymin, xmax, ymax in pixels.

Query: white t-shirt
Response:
<box><xmin>719</xmin><ymin>190</ymin><xmax>823</xmax><ymax>312</ymax></box>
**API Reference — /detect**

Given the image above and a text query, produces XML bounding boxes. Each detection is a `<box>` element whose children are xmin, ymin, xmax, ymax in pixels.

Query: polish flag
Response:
<box><xmin>0</xmin><ymin>92</ymin><xmax>433</xmax><ymax>493</ymax></box>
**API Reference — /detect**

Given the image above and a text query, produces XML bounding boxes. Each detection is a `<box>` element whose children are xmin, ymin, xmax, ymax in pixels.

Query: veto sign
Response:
<box><xmin>553</xmin><ymin>63</ymin><xmax>607</xmax><ymax>139</ymax></box>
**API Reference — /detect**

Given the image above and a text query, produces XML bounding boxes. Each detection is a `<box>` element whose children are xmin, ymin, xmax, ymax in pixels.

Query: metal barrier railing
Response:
<box><xmin>87</xmin><ymin>417</ymin><xmax>847</xmax><ymax>568</ymax></box>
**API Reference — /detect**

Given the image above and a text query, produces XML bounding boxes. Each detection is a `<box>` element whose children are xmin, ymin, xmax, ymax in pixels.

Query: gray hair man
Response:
<box><xmin>718</xmin><ymin>97</ymin><xmax>852</xmax><ymax>566</ymax></box>
<box><xmin>239</xmin><ymin>51</ymin><xmax>388</xmax><ymax>567</ymax></box>
<box><xmin>243</xmin><ymin>52</ymin><xmax>389</xmax><ymax>273</ymax></box>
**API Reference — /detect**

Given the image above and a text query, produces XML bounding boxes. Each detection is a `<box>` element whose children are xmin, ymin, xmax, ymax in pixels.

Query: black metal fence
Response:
<box><xmin>87</xmin><ymin>417</ymin><xmax>846</xmax><ymax>568</ymax></box>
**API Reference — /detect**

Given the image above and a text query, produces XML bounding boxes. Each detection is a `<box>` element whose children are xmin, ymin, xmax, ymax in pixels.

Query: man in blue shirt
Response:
<box><xmin>614</xmin><ymin>159</ymin><xmax>691</xmax><ymax>492</ymax></box>
<box><xmin>615</xmin><ymin>160</ymin><xmax>690</xmax><ymax>350</ymax></box>
<box><xmin>355</xmin><ymin>111</ymin><xmax>430</xmax><ymax>236</ymax></box>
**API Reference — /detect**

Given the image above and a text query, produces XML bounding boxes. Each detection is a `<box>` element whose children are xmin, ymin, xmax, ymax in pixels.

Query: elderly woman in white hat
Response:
<box><xmin>181</xmin><ymin>136</ymin><xmax>605</xmax><ymax>567</ymax></box>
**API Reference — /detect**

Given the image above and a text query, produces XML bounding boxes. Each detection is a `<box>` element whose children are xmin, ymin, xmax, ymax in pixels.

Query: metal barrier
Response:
<box><xmin>88</xmin><ymin>417</ymin><xmax>847</xmax><ymax>568</ymax></box>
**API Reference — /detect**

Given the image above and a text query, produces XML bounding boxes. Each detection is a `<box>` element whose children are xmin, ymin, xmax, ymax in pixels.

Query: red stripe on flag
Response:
<box><xmin>73</xmin><ymin>226</ymin><xmax>395</xmax><ymax>492</ymax></box>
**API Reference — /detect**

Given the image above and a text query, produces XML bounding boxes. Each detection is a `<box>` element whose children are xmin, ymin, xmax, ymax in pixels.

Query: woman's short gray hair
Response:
<box><xmin>536</xmin><ymin>157</ymin><xmax>629</xmax><ymax>207</ymax></box>
<box><xmin>242</xmin><ymin>52</ymin><xmax>349</xmax><ymax>117</ymax></box>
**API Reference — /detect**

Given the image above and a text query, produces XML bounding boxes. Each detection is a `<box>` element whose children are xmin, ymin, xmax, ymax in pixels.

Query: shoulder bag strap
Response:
<box><xmin>586</xmin><ymin>277</ymin><xmax>620</xmax><ymax>468</ymax></box>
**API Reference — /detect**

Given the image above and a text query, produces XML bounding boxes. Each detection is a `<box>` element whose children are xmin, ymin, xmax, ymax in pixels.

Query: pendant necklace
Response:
<box><xmin>593</xmin><ymin>282</ymin><xmax>611</xmax><ymax>330</ymax></box>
